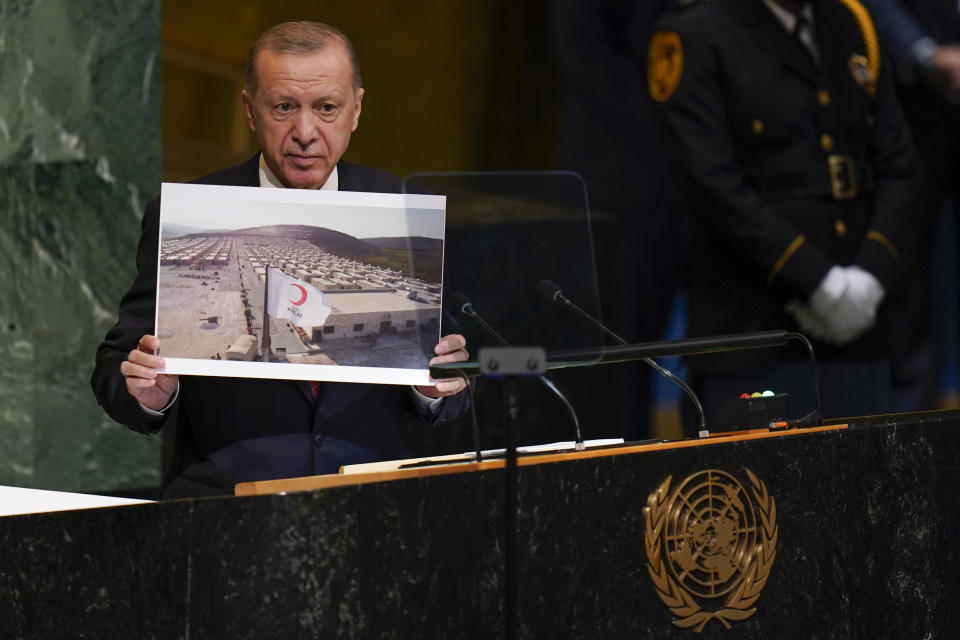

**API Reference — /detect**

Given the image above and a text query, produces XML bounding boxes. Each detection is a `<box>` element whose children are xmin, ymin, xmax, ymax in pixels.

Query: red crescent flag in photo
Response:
<box><xmin>266</xmin><ymin>267</ymin><xmax>332</xmax><ymax>328</ymax></box>
<box><xmin>289</xmin><ymin>284</ymin><xmax>308</xmax><ymax>306</ymax></box>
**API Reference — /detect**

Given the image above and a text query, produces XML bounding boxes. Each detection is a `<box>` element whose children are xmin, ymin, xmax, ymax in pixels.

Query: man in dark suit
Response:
<box><xmin>649</xmin><ymin>0</ymin><xmax>916</xmax><ymax>426</ymax></box>
<box><xmin>91</xmin><ymin>22</ymin><xmax>469</xmax><ymax>499</ymax></box>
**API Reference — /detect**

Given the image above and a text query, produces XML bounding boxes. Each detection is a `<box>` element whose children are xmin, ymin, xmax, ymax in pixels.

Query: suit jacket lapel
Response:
<box><xmin>295</xmin><ymin>380</ymin><xmax>314</xmax><ymax>403</ymax></box>
<box><xmin>728</xmin><ymin>0</ymin><xmax>819</xmax><ymax>85</ymax></box>
<box><xmin>336</xmin><ymin>161</ymin><xmax>362</xmax><ymax>192</ymax></box>
<box><xmin>233</xmin><ymin>153</ymin><xmax>261</xmax><ymax>187</ymax></box>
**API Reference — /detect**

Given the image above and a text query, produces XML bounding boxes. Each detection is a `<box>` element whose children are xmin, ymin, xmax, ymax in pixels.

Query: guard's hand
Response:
<box><xmin>807</xmin><ymin>266</ymin><xmax>884</xmax><ymax>346</ymax></box>
<box><xmin>415</xmin><ymin>333</ymin><xmax>469</xmax><ymax>398</ymax></box>
<box><xmin>785</xmin><ymin>300</ymin><xmax>831</xmax><ymax>342</ymax></box>
<box><xmin>841</xmin><ymin>264</ymin><xmax>885</xmax><ymax>319</ymax></box>
<box><xmin>119</xmin><ymin>334</ymin><xmax>179</xmax><ymax>412</ymax></box>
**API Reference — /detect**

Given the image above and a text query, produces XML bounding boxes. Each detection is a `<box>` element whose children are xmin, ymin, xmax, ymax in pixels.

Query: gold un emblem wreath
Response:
<box><xmin>643</xmin><ymin>468</ymin><xmax>777</xmax><ymax>633</ymax></box>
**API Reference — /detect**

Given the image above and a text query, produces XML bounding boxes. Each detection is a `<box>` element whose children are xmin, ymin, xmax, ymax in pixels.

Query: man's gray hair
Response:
<box><xmin>244</xmin><ymin>21</ymin><xmax>362</xmax><ymax>95</ymax></box>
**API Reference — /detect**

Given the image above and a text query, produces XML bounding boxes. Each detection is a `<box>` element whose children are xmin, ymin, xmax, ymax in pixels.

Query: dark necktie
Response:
<box><xmin>794</xmin><ymin>14</ymin><xmax>819</xmax><ymax>66</ymax></box>
<box><xmin>310</xmin><ymin>380</ymin><xmax>322</xmax><ymax>398</ymax></box>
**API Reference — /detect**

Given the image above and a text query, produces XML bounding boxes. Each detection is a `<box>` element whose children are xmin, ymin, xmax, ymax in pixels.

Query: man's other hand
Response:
<box><xmin>931</xmin><ymin>45</ymin><xmax>960</xmax><ymax>90</ymax></box>
<box><xmin>119</xmin><ymin>334</ymin><xmax>179</xmax><ymax>411</ymax></box>
<box><xmin>416</xmin><ymin>334</ymin><xmax>469</xmax><ymax>398</ymax></box>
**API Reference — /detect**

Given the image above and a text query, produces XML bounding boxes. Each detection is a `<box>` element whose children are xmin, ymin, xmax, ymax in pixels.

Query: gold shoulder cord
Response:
<box><xmin>835</xmin><ymin>0</ymin><xmax>880</xmax><ymax>94</ymax></box>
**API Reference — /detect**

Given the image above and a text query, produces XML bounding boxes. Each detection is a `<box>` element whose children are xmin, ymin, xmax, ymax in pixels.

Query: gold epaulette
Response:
<box><xmin>835</xmin><ymin>0</ymin><xmax>881</xmax><ymax>95</ymax></box>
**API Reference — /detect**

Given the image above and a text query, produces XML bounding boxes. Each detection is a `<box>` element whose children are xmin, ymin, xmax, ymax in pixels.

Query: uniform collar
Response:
<box><xmin>727</xmin><ymin>0</ymin><xmax>819</xmax><ymax>84</ymax></box>
<box><xmin>761</xmin><ymin>0</ymin><xmax>814</xmax><ymax>34</ymax></box>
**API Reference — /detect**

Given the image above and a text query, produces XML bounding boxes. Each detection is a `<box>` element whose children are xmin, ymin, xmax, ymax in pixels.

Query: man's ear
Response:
<box><xmin>241</xmin><ymin>90</ymin><xmax>257</xmax><ymax>131</ymax></box>
<box><xmin>351</xmin><ymin>88</ymin><xmax>364</xmax><ymax>132</ymax></box>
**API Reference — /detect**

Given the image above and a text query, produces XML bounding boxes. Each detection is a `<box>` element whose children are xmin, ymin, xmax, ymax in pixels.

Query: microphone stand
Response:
<box><xmin>478</xmin><ymin>346</ymin><xmax>546</xmax><ymax>640</ymax></box>
<box><xmin>431</xmin><ymin>331</ymin><xmax>824</xmax><ymax>431</ymax></box>
<box><xmin>457</xmin><ymin>297</ymin><xmax>584</xmax><ymax>449</ymax></box>
<box><xmin>502</xmin><ymin>374</ymin><xmax>519</xmax><ymax>640</ymax></box>
<box><xmin>543</xmin><ymin>283</ymin><xmax>709</xmax><ymax>437</ymax></box>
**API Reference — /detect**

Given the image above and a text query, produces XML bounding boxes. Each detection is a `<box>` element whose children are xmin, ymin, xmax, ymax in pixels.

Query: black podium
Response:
<box><xmin>2</xmin><ymin>412</ymin><xmax>959</xmax><ymax>639</ymax></box>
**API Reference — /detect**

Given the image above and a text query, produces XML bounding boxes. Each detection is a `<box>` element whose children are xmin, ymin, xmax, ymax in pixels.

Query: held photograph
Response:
<box><xmin>155</xmin><ymin>183</ymin><xmax>446</xmax><ymax>385</ymax></box>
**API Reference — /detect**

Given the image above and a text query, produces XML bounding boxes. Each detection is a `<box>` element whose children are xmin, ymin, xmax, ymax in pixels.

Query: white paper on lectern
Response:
<box><xmin>155</xmin><ymin>183</ymin><xmax>447</xmax><ymax>386</ymax></box>
<box><xmin>0</xmin><ymin>486</ymin><xmax>151</xmax><ymax>517</ymax></box>
<box><xmin>339</xmin><ymin>438</ymin><xmax>627</xmax><ymax>475</ymax></box>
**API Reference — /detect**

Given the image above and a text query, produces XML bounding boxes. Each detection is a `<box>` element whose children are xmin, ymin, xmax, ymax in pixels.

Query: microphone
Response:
<box><xmin>537</xmin><ymin>279</ymin><xmax>709</xmax><ymax>438</ymax></box>
<box><xmin>449</xmin><ymin>290</ymin><xmax>474</xmax><ymax>315</ymax></box>
<box><xmin>537</xmin><ymin>279</ymin><xmax>569</xmax><ymax>305</ymax></box>
<box><xmin>451</xmin><ymin>291</ymin><xmax>585</xmax><ymax>450</ymax></box>
<box><xmin>449</xmin><ymin>291</ymin><xmax>510</xmax><ymax>346</ymax></box>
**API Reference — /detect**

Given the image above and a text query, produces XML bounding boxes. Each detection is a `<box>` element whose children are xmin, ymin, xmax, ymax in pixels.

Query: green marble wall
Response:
<box><xmin>0</xmin><ymin>1</ymin><xmax>160</xmax><ymax>493</ymax></box>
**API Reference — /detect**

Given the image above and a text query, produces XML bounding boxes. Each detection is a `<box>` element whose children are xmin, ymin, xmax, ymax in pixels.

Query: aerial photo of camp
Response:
<box><xmin>155</xmin><ymin>221</ymin><xmax>444</xmax><ymax>371</ymax></box>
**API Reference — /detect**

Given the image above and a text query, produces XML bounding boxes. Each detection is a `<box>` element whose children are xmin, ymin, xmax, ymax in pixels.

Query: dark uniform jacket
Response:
<box><xmin>650</xmin><ymin>0</ymin><xmax>916</xmax><ymax>373</ymax></box>
<box><xmin>91</xmin><ymin>154</ymin><xmax>468</xmax><ymax>499</ymax></box>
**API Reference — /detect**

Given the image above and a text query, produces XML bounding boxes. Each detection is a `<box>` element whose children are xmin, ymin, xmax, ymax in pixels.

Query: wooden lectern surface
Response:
<box><xmin>234</xmin><ymin>424</ymin><xmax>846</xmax><ymax>497</ymax></box>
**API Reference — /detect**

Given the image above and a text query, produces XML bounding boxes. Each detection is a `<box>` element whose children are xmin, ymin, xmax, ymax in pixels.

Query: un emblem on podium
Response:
<box><xmin>643</xmin><ymin>469</ymin><xmax>777</xmax><ymax>633</ymax></box>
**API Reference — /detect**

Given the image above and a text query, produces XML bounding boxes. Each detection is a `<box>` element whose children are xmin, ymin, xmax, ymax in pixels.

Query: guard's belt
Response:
<box><xmin>747</xmin><ymin>155</ymin><xmax>874</xmax><ymax>200</ymax></box>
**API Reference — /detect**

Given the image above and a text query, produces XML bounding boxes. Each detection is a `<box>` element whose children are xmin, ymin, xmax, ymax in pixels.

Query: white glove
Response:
<box><xmin>843</xmin><ymin>264</ymin><xmax>885</xmax><ymax>319</ymax></box>
<box><xmin>785</xmin><ymin>299</ymin><xmax>832</xmax><ymax>341</ymax></box>
<box><xmin>803</xmin><ymin>265</ymin><xmax>884</xmax><ymax>345</ymax></box>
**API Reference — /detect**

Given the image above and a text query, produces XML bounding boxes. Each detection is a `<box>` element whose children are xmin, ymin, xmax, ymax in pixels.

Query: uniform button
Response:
<box><xmin>865</xmin><ymin>114</ymin><xmax>875</xmax><ymax>127</ymax></box>
<box><xmin>752</xmin><ymin>119</ymin><xmax>764</xmax><ymax>135</ymax></box>
<box><xmin>834</xmin><ymin>219</ymin><xmax>847</xmax><ymax>236</ymax></box>
<box><xmin>817</xmin><ymin>90</ymin><xmax>831</xmax><ymax>106</ymax></box>
<box><xmin>820</xmin><ymin>134</ymin><xmax>834</xmax><ymax>152</ymax></box>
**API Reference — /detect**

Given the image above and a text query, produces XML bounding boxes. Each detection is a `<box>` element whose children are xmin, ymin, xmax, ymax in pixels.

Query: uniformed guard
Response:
<box><xmin>649</xmin><ymin>0</ymin><xmax>917</xmax><ymax>426</ymax></box>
